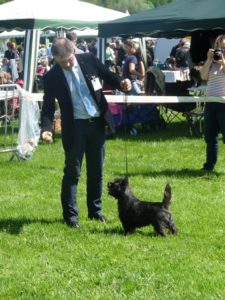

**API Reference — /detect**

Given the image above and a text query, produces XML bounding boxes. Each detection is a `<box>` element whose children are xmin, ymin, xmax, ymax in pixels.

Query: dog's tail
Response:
<box><xmin>162</xmin><ymin>184</ymin><xmax>172</xmax><ymax>209</ymax></box>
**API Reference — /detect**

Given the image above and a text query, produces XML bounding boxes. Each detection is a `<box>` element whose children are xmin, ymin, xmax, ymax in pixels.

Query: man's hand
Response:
<box><xmin>120</xmin><ymin>79</ymin><xmax>132</xmax><ymax>92</ymax></box>
<box><xmin>42</xmin><ymin>131</ymin><xmax>53</xmax><ymax>143</ymax></box>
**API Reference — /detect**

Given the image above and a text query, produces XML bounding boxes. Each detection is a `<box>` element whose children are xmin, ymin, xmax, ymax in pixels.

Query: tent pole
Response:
<box><xmin>23</xmin><ymin>29</ymin><xmax>40</xmax><ymax>92</ymax></box>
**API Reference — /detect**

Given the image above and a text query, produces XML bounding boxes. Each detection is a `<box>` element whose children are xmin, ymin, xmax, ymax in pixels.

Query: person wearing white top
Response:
<box><xmin>200</xmin><ymin>34</ymin><xmax>225</xmax><ymax>171</ymax></box>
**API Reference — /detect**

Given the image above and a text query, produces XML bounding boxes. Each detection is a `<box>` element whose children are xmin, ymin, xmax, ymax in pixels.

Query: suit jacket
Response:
<box><xmin>41</xmin><ymin>53</ymin><xmax>123</xmax><ymax>151</ymax></box>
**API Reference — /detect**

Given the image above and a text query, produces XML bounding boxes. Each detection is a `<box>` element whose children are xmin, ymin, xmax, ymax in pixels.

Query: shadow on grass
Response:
<box><xmin>113</xmin><ymin>121</ymin><xmax>201</xmax><ymax>142</ymax></box>
<box><xmin>89</xmin><ymin>226</ymin><xmax>124</xmax><ymax>236</ymax></box>
<box><xmin>89</xmin><ymin>226</ymin><xmax>156</xmax><ymax>237</ymax></box>
<box><xmin>113</xmin><ymin>168</ymin><xmax>222</xmax><ymax>179</ymax></box>
<box><xmin>0</xmin><ymin>217</ymin><xmax>62</xmax><ymax>235</ymax></box>
<box><xmin>1</xmin><ymin>218</ymin><xmax>167</xmax><ymax>238</ymax></box>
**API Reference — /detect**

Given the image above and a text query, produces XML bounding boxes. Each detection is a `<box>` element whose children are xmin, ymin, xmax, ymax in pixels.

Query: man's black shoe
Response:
<box><xmin>65</xmin><ymin>220</ymin><xmax>80</xmax><ymax>228</ymax></box>
<box><xmin>202</xmin><ymin>163</ymin><xmax>214</xmax><ymax>172</ymax></box>
<box><xmin>89</xmin><ymin>215</ymin><xmax>106</xmax><ymax>223</ymax></box>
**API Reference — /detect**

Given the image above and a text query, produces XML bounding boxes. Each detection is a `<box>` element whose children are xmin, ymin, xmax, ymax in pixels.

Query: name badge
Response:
<box><xmin>91</xmin><ymin>77</ymin><xmax>102</xmax><ymax>91</ymax></box>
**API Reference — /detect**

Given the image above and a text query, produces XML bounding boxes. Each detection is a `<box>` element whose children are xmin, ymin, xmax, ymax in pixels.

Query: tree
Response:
<box><xmin>0</xmin><ymin>0</ymin><xmax>10</xmax><ymax>4</ymax></box>
<box><xmin>113</xmin><ymin>0</ymin><xmax>151</xmax><ymax>14</ymax></box>
<box><xmin>148</xmin><ymin>0</ymin><xmax>174</xmax><ymax>7</ymax></box>
<box><xmin>82</xmin><ymin>0</ymin><xmax>174</xmax><ymax>13</ymax></box>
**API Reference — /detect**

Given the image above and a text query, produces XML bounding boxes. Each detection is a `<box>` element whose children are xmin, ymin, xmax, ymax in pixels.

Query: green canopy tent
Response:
<box><xmin>98</xmin><ymin>0</ymin><xmax>225</xmax><ymax>63</ymax></box>
<box><xmin>98</xmin><ymin>0</ymin><xmax>225</xmax><ymax>38</ymax></box>
<box><xmin>0</xmin><ymin>0</ymin><xmax>127</xmax><ymax>92</ymax></box>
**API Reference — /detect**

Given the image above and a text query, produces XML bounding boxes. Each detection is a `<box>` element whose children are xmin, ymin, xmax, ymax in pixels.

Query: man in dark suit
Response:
<box><xmin>41</xmin><ymin>37</ymin><xmax>131</xmax><ymax>228</ymax></box>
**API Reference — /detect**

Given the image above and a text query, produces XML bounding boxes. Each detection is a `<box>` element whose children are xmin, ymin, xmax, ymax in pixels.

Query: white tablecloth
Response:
<box><xmin>162</xmin><ymin>70</ymin><xmax>184</xmax><ymax>83</ymax></box>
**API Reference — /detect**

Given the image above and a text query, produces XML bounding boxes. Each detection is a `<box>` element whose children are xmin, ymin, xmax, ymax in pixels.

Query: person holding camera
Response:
<box><xmin>200</xmin><ymin>34</ymin><xmax>225</xmax><ymax>171</ymax></box>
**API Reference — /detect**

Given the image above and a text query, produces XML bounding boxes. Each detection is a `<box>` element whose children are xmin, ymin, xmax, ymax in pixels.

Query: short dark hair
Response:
<box><xmin>51</xmin><ymin>38</ymin><xmax>74</xmax><ymax>58</ymax></box>
<box><xmin>66</xmin><ymin>32</ymin><xmax>77</xmax><ymax>42</ymax></box>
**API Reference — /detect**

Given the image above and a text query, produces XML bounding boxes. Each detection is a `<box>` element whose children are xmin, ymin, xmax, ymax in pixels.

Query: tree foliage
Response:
<box><xmin>0</xmin><ymin>0</ymin><xmax>10</xmax><ymax>4</ymax></box>
<box><xmin>82</xmin><ymin>0</ymin><xmax>174</xmax><ymax>13</ymax></box>
<box><xmin>112</xmin><ymin>0</ymin><xmax>151</xmax><ymax>14</ymax></box>
<box><xmin>150</xmin><ymin>0</ymin><xmax>174</xmax><ymax>7</ymax></box>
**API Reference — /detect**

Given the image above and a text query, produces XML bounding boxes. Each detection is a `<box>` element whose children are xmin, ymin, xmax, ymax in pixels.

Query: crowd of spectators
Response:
<box><xmin>0</xmin><ymin>32</ymin><xmax>99</xmax><ymax>91</ymax></box>
<box><xmin>0</xmin><ymin>33</ymin><xmax>158</xmax><ymax>96</ymax></box>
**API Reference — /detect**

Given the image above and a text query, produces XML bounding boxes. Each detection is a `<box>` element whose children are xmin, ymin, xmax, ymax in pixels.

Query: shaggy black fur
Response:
<box><xmin>107</xmin><ymin>177</ymin><xmax>177</xmax><ymax>237</ymax></box>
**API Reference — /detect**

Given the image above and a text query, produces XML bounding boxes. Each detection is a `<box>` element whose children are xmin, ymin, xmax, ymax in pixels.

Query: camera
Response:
<box><xmin>213</xmin><ymin>48</ymin><xmax>222</xmax><ymax>61</ymax></box>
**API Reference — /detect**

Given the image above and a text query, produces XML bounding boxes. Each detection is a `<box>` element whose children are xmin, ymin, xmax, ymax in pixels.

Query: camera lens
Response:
<box><xmin>213</xmin><ymin>48</ymin><xmax>222</xmax><ymax>61</ymax></box>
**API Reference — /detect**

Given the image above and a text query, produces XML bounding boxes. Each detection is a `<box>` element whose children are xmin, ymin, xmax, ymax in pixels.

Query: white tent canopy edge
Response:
<box><xmin>0</xmin><ymin>0</ymin><xmax>127</xmax><ymax>92</ymax></box>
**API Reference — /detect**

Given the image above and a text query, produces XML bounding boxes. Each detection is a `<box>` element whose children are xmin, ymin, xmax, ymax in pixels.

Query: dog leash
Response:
<box><xmin>123</xmin><ymin>92</ymin><xmax>129</xmax><ymax>177</ymax></box>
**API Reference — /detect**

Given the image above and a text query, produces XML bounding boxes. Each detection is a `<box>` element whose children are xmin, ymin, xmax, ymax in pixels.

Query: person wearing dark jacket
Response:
<box><xmin>41</xmin><ymin>37</ymin><xmax>131</xmax><ymax>228</ymax></box>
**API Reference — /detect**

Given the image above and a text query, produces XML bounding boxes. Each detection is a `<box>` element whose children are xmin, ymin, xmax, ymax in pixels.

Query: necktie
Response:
<box><xmin>70</xmin><ymin>69</ymin><xmax>96</xmax><ymax>116</ymax></box>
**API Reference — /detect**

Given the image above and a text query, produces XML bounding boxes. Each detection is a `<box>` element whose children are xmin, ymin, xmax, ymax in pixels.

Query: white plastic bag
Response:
<box><xmin>16</xmin><ymin>87</ymin><xmax>40</xmax><ymax>160</ymax></box>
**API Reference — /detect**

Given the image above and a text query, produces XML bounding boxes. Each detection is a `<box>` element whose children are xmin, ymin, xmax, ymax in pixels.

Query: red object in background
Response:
<box><xmin>15</xmin><ymin>79</ymin><xmax>24</xmax><ymax>88</ymax></box>
<box><xmin>37</xmin><ymin>65</ymin><xmax>47</xmax><ymax>77</ymax></box>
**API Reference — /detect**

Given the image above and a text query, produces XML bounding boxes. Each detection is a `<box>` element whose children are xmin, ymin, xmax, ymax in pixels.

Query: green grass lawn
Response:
<box><xmin>0</xmin><ymin>120</ymin><xmax>225</xmax><ymax>299</ymax></box>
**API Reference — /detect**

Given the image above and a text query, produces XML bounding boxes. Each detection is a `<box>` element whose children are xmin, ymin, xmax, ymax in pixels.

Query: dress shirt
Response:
<box><xmin>63</xmin><ymin>60</ymin><xmax>100</xmax><ymax>119</ymax></box>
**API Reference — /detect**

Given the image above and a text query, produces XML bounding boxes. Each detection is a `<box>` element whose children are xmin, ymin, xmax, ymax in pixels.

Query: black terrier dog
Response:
<box><xmin>107</xmin><ymin>177</ymin><xmax>177</xmax><ymax>237</ymax></box>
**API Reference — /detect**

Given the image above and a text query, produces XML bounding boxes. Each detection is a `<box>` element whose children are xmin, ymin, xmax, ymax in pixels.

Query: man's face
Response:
<box><xmin>54</xmin><ymin>53</ymin><xmax>75</xmax><ymax>70</ymax></box>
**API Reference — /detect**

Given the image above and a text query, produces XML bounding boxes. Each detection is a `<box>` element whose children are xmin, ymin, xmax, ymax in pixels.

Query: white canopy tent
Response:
<box><xmin>0</xmin><ymin>30</ymin><xmax>25</xmax><ymax>38</ymax></box>
<box><xmin>0</xmin><ymin>30</ymin><xmax>57</xmax><ymax>39</ymax></box>
<box><xmin>0</xmin><ymin>29</ymin><xmax>98</xmax><ymax>39</ymax></box>
<box><xmin>0</xmin><ymin>0</ymin><xmax>127</xmax><ymax>91</ymax></box>
<box><xmin>72</xmin><ymin>28</ymin><xmax>98</xmax><ymax>38</ymax></box>
<box><xmin>0</xmin><ymin>0</ymin><xmax>127</xmax><ymax>160</ymax></box>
